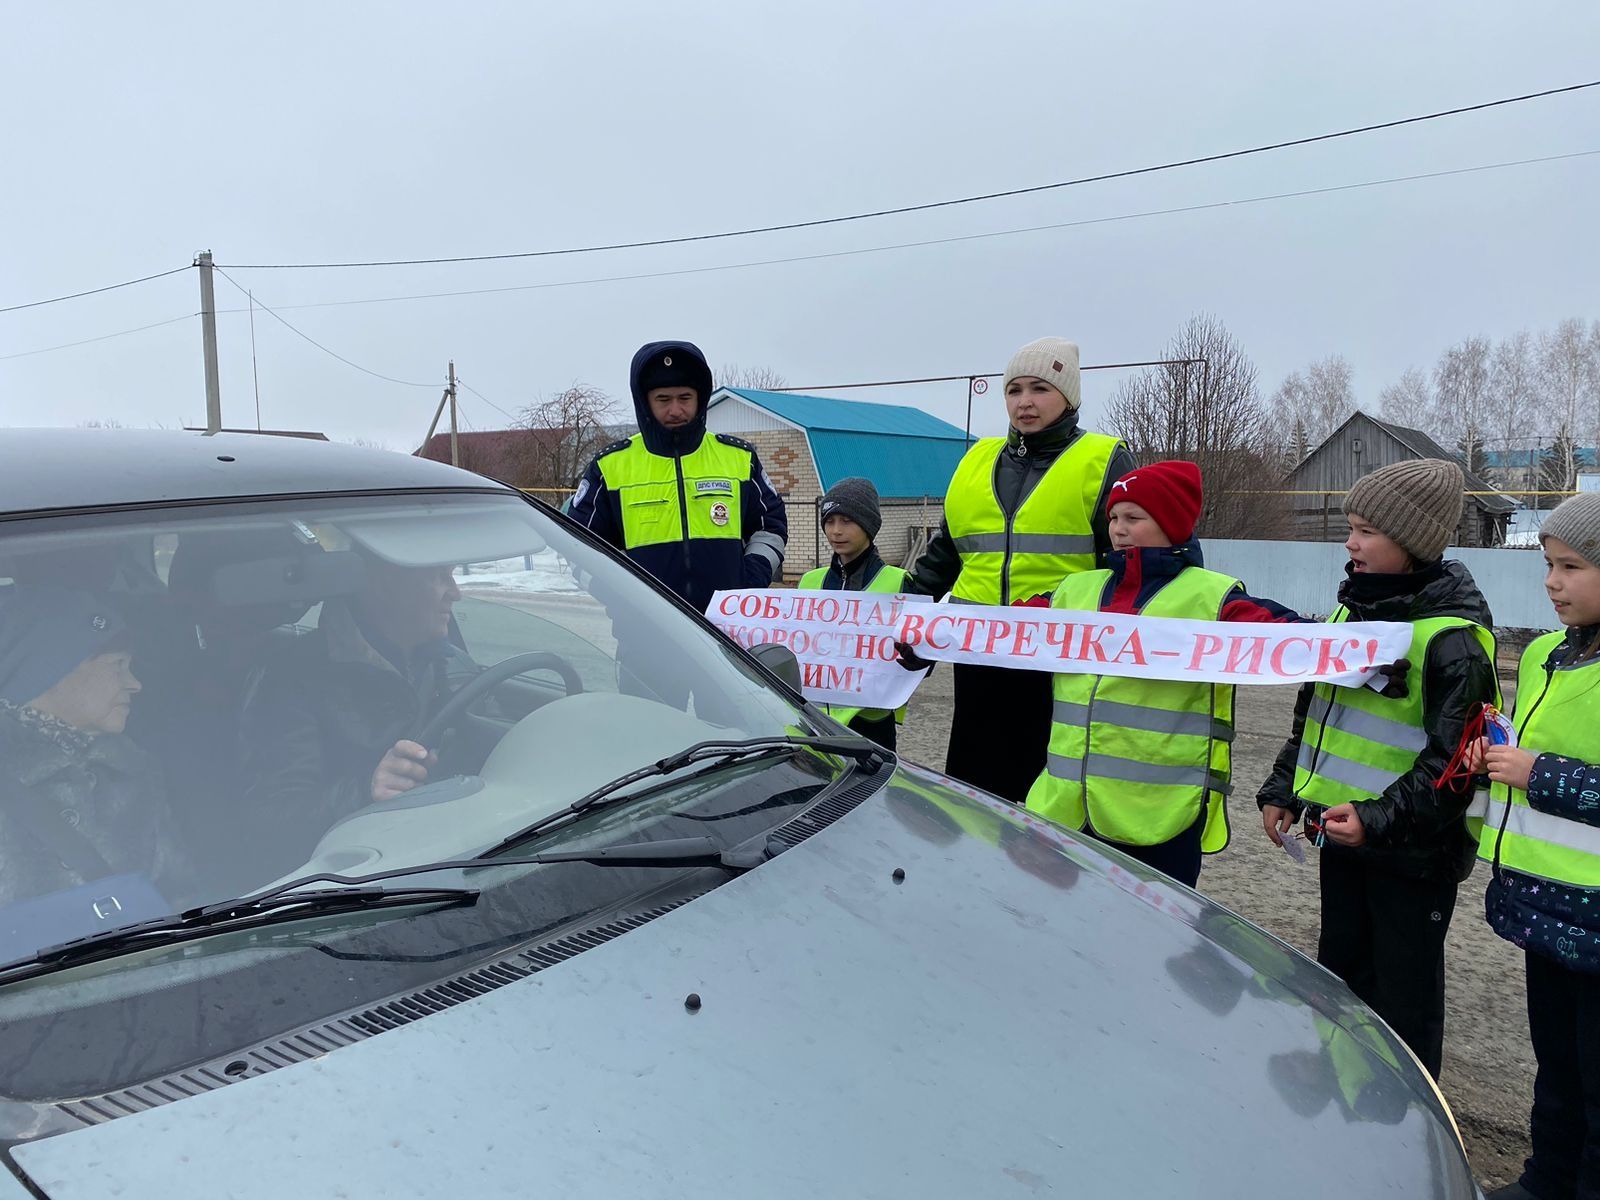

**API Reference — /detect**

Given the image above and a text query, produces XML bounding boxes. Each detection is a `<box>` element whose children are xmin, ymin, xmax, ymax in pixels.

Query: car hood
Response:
<box><xmin>11</xmin><ymin>764</ymin><xmax>1475</xmax><ymax>1199</ymax></box>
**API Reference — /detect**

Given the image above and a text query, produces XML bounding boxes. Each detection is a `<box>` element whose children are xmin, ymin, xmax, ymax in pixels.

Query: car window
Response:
<box><xmin>0</xmin><ymin>492</ymin><xmax>812</xmax><ymax>968</ymax></box>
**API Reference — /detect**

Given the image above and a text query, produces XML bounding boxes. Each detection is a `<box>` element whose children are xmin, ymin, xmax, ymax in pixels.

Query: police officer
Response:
<box><xmin>903</xmin><ymin>337</ymin><xmax>1133</xmax><ymax>804</ymax></box>
<box><xmin>569</xmin><ymin>341</ymin><xmax>788</xmax><ymax>611</ymax></box>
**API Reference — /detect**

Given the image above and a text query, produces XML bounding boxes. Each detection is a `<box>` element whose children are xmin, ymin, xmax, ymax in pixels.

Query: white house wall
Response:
<box><xmin>706</xmin><ymin>397</ymin><xmax>800</xmax><ymax>434</ymax></box>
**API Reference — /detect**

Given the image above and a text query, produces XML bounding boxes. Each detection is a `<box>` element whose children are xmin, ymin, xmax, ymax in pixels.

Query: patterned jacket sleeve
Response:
<box><xmin>1527</xmin><ymin>754</ymin><xmax>1600</xmax><ymax>828</ymax></box>
<box><xmin>1219</xmin><ymin>586</ymin><xmax>1307</xmax><ymax>623</ymax></box>
<box><xmin>740</xmin><ymin>447</ymin><xmax>788</xmax><ymax>587</ymax></box>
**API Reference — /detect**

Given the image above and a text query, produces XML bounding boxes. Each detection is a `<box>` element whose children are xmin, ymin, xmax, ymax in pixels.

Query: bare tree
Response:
<box><xmin>516</xmin><ymin>383</ymin><xmax>618</xmax><ymax>489</ymax></box>
<box><xmin>1487</xmin><ymin>331</ymin><xmax>1540</xmax><ymax>495</ymax></box>
<box><xmin>1378</xmin><ymin>367</ymin><xmax>1437</xmax><ymax>435</ymax></box>
<box><xmin>1105</xmin><ymin>313</ymin><xmax>1281</xmax><ymax>538</ymax></box>
<box><xmin>1432</xmin><ymin>336</ymin><xmax>1492</xmax><ymax>467</ymax></box>
<box><xmin>719</xmin><ymin>363</ymin><xmax>787</xmax><ymax>391</ymax></box>
<box><xmin>1267</xmin><ymin>355</ymin><xmax>1356</xmax><ymax>458</ymax></box>
<box><xmin>345</xmin><ymin>436</ymin><xmax>394</xmax><ymax>451</ymax></box>
<box><xmin>1540</xmin><ymin>318</ymin><xmax>1600</xmax><ymax>453</ymax></box>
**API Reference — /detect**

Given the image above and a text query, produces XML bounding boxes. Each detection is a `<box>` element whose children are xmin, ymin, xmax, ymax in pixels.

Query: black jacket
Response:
<box><xmin>905</xmin><ymin>410</ymin><xmax>1135</xmax><ymax>599</ymax></box>
<box><xmin>0</xmin><ymin>701</ymin><xmax>187</xmax><ymax>909</ymax></box>
<box><xmin>1256</xmin><ymin>559</ymin><xmax>1497</xmax><ymax>882</ymax></box>
<box><xmin>568</xmin><ymin>341</ymin><xmax>789</xmax><ymax>612</ymax></box>
<box><xmin>240</xmin><ymin>602</ymin><xmax>477</xmax><ymax>878</ymax></box>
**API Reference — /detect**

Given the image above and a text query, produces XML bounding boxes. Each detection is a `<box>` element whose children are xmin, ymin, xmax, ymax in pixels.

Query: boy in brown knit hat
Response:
<box><xmin>1257</xmin><ymin>458</ymin><xmax>1498</xmax><ymax>1079</ymax></box>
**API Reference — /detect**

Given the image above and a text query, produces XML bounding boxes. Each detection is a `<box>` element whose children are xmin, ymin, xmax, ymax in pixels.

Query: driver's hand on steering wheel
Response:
<box><xmin>371</xmin><ymin>740</ymin><xmax>436</xmax><ymax>803</ymax></box>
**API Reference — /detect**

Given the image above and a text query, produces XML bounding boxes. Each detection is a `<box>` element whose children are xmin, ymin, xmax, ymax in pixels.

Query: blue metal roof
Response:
<box><xmin>718</xmin><ymin>389</ymin><xmax>972</xmax><ymax>498</ymax></box>
<box><xmin>1486</xmin><ymin>446</ymin><xmax>1597</xmax><ymax>469</ymax></box>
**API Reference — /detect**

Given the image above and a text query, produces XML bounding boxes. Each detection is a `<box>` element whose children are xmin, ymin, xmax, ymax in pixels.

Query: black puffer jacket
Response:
<box><xmin>0</xmin><ymin>701</ymin><xmax>187</xmax><ymax>909</ymax></box>
<box><xmin>1257</xmin><ymin>559</ymin><xmax>1497</xmax><ymax>882</ymax></box>
<box><xmin>906</xmin><ymin>409</ymin><xmax>1135</xmax><ymax>599</ymax></box>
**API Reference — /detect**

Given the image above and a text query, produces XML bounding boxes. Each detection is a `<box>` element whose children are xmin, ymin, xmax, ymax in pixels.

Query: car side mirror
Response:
<box><xmin>749</xmin><ymin>643</ymin><xmax>802</xmax><ymax>693</ymax></box>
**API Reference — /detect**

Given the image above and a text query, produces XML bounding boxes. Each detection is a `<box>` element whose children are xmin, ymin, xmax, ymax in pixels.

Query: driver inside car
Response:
<box><xmin>0</xmin><ymin>586</ymin><xmax>187</xmax><ymax>915</ymax></box>
<box><xmin>240</xmin><ymin>553</ymin><xmax>482</xmax><ymax>876</ymax></box>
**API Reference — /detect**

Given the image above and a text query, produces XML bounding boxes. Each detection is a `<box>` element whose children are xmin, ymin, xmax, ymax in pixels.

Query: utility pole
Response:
<box><xmin>196</xmin><ymin>251</ymin><xmax>222</xmax><ymax>434</ymax></box>
<box><xmin>448</xmin><ymin>360</ymin><xmax>460</xmax><ymax>467</ymax></box>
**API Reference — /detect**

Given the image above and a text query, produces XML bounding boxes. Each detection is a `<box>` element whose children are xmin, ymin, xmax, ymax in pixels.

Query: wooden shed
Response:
<box><xmin>1284</xmin><ymin>410</ymin><xmax>1515</xmax><ymax>548</ymax></box>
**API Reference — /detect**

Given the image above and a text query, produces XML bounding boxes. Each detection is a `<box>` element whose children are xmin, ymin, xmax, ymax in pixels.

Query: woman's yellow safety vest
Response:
<box><xmin>944</xmin><ymin>433</ymin><xmax>1119</xmax><ymax>606</ymax></box>
<box><xmin>1292</xmin><ymin>609</ymin><xmax>1496</xmax><ymax>810</ymax></box>
<box><xmin>1472</xmin><ymin>632</ymin><xmax>1600</xmax><ymax>887</ymax></box>
<box><xmin>797</xmin><ymin>561</ymin><xmax>908</xmax><ymax>728</ymax></box>
<box><xmin>1025</xmin><ymin>565</ymin><xmax>1239</xmax><ymax>851</ymax></box>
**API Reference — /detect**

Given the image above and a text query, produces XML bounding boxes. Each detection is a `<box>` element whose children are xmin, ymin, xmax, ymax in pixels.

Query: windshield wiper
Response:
<box><xmin>0</xmin><ymin>884</ymin><xmax>480</xmax><ymax>985</ymax></box>
<box><xmin>475</xmin><ymin>735</ymin><xmax>889</xmax><ymax>859</ymax></box>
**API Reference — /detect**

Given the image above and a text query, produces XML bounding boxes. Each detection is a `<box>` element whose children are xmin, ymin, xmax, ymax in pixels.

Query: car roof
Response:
<box><xmin>0</xmin><ymin>429</ymin><xmax>514</xmax><ymax>517</ymax></box>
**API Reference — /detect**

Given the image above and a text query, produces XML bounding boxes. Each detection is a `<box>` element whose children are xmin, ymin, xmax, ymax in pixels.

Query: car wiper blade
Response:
<box><xmin>475</xmin><ymin>735</ymin><xmax>889</xmax><ymax>859</ymax></box>
<box><xmin>0</xmin><ymin>885</ymin><xmax>479</xmax><ymax>984</ymax></box>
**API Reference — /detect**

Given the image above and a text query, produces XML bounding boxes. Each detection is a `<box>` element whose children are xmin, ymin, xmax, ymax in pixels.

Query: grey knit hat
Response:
<box><xmin>1003</xmin><ymin>337</ymin><xmax>1081</xmax><ymax>411</ymax></box>
<box><xmin>819</xmin><ymin>476</ymin><xmax>881</xmax><ymax>540</ymax></box>
<box><xmin>1343</xmin><ymin>458</ymin><xmax>1464</xmax><ymax>563</ymax></box>
<box><xmin>1541</xmin><ymin>493</ymin><xmax>1600</xmax><ymax>568</ymax></box>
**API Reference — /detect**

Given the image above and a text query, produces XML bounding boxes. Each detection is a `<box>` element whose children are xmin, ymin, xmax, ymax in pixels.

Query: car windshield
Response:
<box><xmin>0</xmin><ymin>491</ymin><xmax>813</xmax><ymax>966</ymax></box>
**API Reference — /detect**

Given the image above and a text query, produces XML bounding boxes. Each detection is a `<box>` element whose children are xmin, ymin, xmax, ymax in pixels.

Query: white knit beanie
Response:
<box><xmin>1002</xmin><ymin>338</ymin><xmax>1081</xmax><ymax>411</ymax></box>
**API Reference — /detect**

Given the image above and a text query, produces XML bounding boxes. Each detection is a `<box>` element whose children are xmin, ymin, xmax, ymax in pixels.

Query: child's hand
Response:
<box><xmin>1320</xmin><ymin>803</ymin><xmax>1366</xmax><ymax>847</ymax></box>
<box><xmin>1463</xmin><ymin>736</ymin><xmax>1489</xmax><ymax>775</ymax></box>
<box><xmin>1484</xmin><ymin>745</ymin><xmax>1537</xmax><ymax>791</ymax></box>
<box><xmin>1261</xmin><ymin>804</ymin><xmax>1295</xmax><ymax>847</ymax></box>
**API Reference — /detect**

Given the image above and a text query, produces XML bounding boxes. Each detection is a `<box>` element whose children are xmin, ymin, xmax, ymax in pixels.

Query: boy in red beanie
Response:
<box><xmin>1025</xmin><ymin>460</ymin><xmax>1299</xmax><ymax>885</ymax></box>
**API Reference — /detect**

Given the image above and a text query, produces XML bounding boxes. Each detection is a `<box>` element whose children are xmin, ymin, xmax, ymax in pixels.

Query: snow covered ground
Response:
<box><xmin>455</xmin><ymin>552</ymin><xmax>581</xmax><ymax>594</ymax></box>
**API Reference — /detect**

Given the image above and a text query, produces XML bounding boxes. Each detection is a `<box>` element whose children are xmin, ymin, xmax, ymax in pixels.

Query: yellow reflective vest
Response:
<box><xmin>798</xmin><ymin>560</ymin><xmax>908</xmax><ymax>728</ymax></box>
<box><xmin>597</xmin><ymin>432</ymin><xmax>752</xmax><ymax>552</ymax></box>
<box><xmin>1025</xmin><ymin>564</ymin><xmax>1239</xmax><ymax>851</ymax></box>
<box><xmin>944</xmin><ymin>432</ymin><xmax>1119</xmax><ymax>606</ymax></box>
<box><xmin>1473</xmin><ymin>632</ymin><xmax>1600</xmax><ymax>887</ymax></box>
<box><xmin>1292</xmin><ymin>609</ymin><xmax>1496</xmax><ymax>810</ymax></box>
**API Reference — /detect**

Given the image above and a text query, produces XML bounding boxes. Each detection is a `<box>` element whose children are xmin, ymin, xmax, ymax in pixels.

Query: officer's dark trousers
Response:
<box><xmin>1521</xmin><ymin>950</ymin><xmax>1600</xmax><ymax>1200</ymax></box>
<box><xmin>1316</xmin><ymin>848</ymin><xmax>1457</xmax><ymax>1079</ymax></box>
<box><xmin>945</xmin><ymin>662</ymin><xmax>1052</xmax><ymax>805</ymax></box>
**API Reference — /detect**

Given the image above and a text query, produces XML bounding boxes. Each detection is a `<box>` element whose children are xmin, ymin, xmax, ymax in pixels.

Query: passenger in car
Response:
<box><xmin>239</xmin><ymin>555</ymin><xmax>480</xmax><ymax>876</ymax></box>
<box><xmin>0</xmin><ymin>586</ymin><xmax>187</xmax><ymax>909</ymax></box>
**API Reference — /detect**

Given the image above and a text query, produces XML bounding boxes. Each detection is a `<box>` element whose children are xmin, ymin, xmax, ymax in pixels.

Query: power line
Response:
<box><xmin>457</xmin><ymin>379</ymin><xmax>520</xmax><ymax>423</ymax></box>
<box><xmin>205</xmin><ymin>148</ymin><xmax>1599</xmax><ymax>316</ymax></box>
<box><xmin>0</xmin><ymin>313</ymin><xmax>197</xmax><ymax>362</ymax></box>
<box><xmin>212</xmin><ymin>267</ymin><xmax>440</xmax><ymax>389</ymax></box>
<box><xmin>216</xmin><ymin>80</ymin><xmax>1600</xmax><ymax>271</ymax></box>
<box><xmin>0</xmin><ymin>265</ymin><xmax>192</xmax><ymax>316</ymax></box>
<box><xmin>773</xmin><ymin>360</ymin><xmax>1208</xmax><ymax>392</ymax></box>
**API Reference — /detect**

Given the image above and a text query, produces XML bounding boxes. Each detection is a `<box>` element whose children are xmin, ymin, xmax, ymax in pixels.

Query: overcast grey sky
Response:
<box><xmin>2</xmin><ymin>1</ymin><xmax>1597</xmax><ymax>446</ymax></box>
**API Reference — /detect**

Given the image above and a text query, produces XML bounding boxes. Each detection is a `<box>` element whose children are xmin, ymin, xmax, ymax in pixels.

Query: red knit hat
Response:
<box><xmin>1105</xmin><ymin>460</ymin><xmax>1204</xmax><ymax>543</ymax></box>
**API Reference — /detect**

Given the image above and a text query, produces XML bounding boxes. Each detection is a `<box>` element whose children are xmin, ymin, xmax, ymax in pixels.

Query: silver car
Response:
<box><xmin>0</xmin><ymin>430</ymin><xmax>1478</xmax><ymax>1199</ymax></box>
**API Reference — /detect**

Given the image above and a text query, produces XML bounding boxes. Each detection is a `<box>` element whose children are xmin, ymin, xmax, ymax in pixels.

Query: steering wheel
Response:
<box><xmin>416</xmin><ymin>652</ymin><xmax>583</xmax><ymax>751</ymax></box>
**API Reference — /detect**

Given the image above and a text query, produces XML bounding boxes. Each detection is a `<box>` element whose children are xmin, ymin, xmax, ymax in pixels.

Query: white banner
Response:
<box><xmin>895</xmin><ymin>604</ymin><xmax>1413</xmax><ymax>687</ymax></box>
<box><xmin>708</xmin><ymin>589</ymin><xmax>933</xmax><ymax>708</ymax></box>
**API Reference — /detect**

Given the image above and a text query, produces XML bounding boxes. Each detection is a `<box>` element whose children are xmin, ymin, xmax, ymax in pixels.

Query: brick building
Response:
<box><xmin>704</xmin><ymin>388</ymin><xmax>973</xmax><ymax>576</ymax></box>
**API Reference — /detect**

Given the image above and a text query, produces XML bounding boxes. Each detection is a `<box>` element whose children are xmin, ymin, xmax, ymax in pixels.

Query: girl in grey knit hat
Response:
<box><xmin>1258</xmin><ymin>457</ymin><xmax>1498</xmax><ymax>1080</ymax></box>
<box><xmin>1468</xmin><ymin>492</ymin><xmax>1600</xmax><ymax>1200</ymax></box>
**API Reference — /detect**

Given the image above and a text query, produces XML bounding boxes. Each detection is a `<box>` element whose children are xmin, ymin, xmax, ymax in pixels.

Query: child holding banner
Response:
<box><xmin>1257</xmin><ymin>458</ymin><xmax>1497</xmax><ymax>1080</ymax></box>
<box><xmin>1466</xmin><ymin>493</ymin><xmax>1600</xmax><ymax>1200</ymax></box>
<box><xmin>798</xmin><ymin>478</ymin><xmax>905</xmax><ymax>751</ymax></box>
<box><xmin>1024</xmin><ymin>460</ymin><xmax>1299</xmax><ymax>887</ymax></box>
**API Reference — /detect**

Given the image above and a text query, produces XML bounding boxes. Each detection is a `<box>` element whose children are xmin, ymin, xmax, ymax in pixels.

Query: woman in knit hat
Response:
<box><xmin>1257</xmin><ymin>458</ymin><xmax>1498</xmax><ymax>1081</ymax></box>
<box><xmin>901</xmin><ymin>337</ymin><xmax>1136</xmax><ymax>803</ymax></box>
<box><xmin>0</xmin><ymin>585</ymin><xmax>186</xmax><ymax>922</ymax></box>
<box><xmin>1025</xmin><ymin>460</ymin><xmax>1300</xmax><ymax>886</ymax></box>
<box><xmin>1465</xmin><ymin>493</ymin><xmax>1600</xmax><ymax>1200</ymax></box>
<box><xmin>798</xmin><ymin>477</ymin><xmax>908</xmax><ymax>751</ymax></box>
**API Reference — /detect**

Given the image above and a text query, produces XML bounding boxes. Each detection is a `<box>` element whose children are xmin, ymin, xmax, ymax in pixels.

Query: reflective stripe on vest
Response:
<box><xmin>597</xmin><ymin>433</ymin><xmax>751</xmax><ymax>551</ymax></box>
<box><xmin>796</xmin><ymin>561</ymin><xmax>908</xmax><ymax>728</ymax></box>
<box><xmin>1474</xmin><ymin>631</ymin><xmax>1600</xmax><ymax>887</ymax></box>
<box><xmin>1025</xmin><ymin>564</ymin><xmax>1239</xmax><ymax>852</ymax></box>
<box><xmin>944</xmin><ymin>432</ymin><xmax>1119</xmax><ymax>605</ymax></box>
<box><xmin>1291</xmin><ymin>610</ymin><xmax>1496</xmax><ymax>809</ymax></box>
